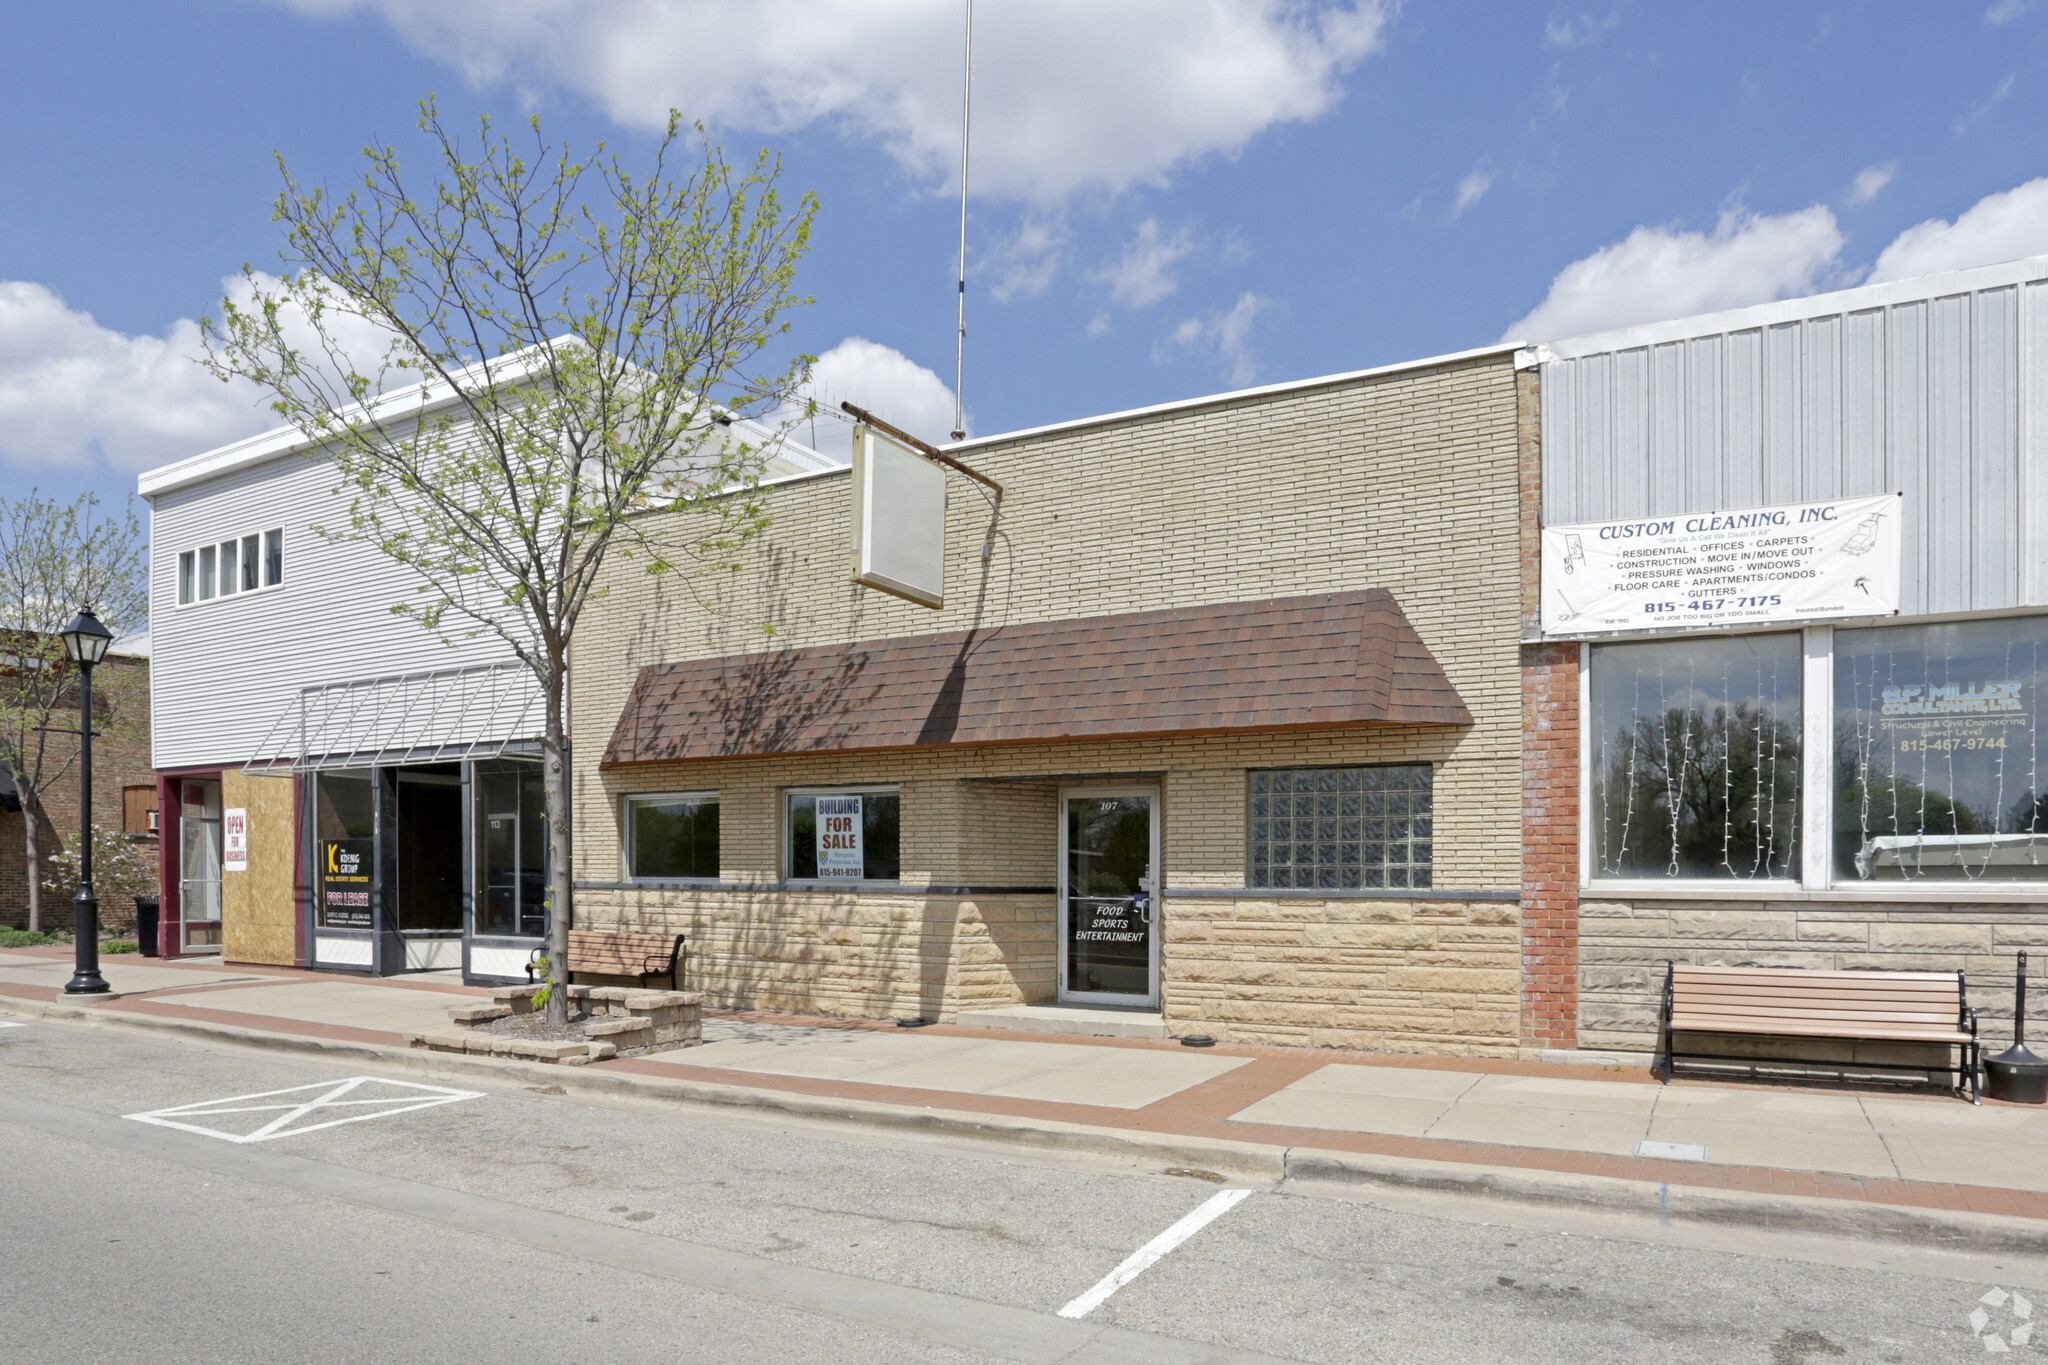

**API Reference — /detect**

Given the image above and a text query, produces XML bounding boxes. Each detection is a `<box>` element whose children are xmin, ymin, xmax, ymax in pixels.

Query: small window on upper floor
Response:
<box><xmin>177</xmin><ymin>529</ymin><xmax>285</xmax><ymax>607</ymax></box>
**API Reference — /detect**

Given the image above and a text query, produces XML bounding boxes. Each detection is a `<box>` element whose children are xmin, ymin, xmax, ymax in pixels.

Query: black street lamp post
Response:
<box><xmin>60</xmin><ymin>607</ymin><xmax>114</xmax><ymax>996</ymax></box>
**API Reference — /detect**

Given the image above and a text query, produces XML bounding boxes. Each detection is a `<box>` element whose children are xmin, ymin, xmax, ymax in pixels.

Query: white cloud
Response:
<box><xmin>0</xmin><ymin>270</ymin><xmax>492</xmax><ymax>476</ymax></box>
<box><xmin>1092</xmin><ymin>219</ymin><xmax>1202</xmax><ymax>308</ymax></box>
<box><xmin>0</xmin><ymin>281</ymin><xmax>272</xmax><ymax>473</ymax></box>
<box><xmin>1543</xmin><ymin>6</ymin><xmax>1623</xmax><ymax>48</ymax></box>
<box><xmin>1955</xmin><ymin>73</ymin><xmax>2016</xmax><ymax>136</ymax></box>
<box><xmin>983</xmin><ymin>216</ymin><xmax>1068</xmax><ymax>303</ymax></box>
<box><xmin>1987</xmin><ymin>0</ymin><xmax>2039</xmax><ymax>24</ymax></box>
<box><xmin>1868</xmin><ymin>176</ymin><xmax>2048</xmax><ymax>283</ymax></box>
<box><xmin>1452</xmin><ymin>164</ymin><xmax>1496</xmax><ymax>220</ymax></box>
<box><xmin>1504</xmin><ymin>205</ymin><xmax>1844</xmax><ymax>341</ymax></box>
<box><xmin>787</xmin><ymin>336</ymin><xmax>959</xmax><ymax>460</ymax></box>
<box><xmin>1506</xmin><ymin>172</ymin><xmax>2048</xmax><ymax>343</ymax></box>
<box><xmin>1843</xmin><ymin>162</ymin><xmax>1895</xmax><ymax>207</ymax></box>
<box><xmin>268</xmin><ymin>0</ymin><xmax>1388</xmax><ymax>206</ymax></box>
<box><xmin>1154</xmin><ymin>292</ymin><xmax>1271</xmax><ymax>386</ymax></box>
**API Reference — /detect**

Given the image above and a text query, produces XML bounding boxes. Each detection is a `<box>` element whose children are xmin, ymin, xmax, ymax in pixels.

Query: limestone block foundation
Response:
<box><xmin>1579</xmin><ymin>896</ymin><xmax>2048</xmax><ymax>1057</ymax></box>
<box><xmin>1163</xmin><ymin>894</ymin><xmax>1522</xmax><ymax>1055</ymax></box>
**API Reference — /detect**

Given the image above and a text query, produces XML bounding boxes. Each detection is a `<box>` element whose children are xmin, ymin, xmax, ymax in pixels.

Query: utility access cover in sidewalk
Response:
<box><xmin>126</xmin><ymin>1076</ymin><xmax>482</xmax><ymax>1144</ymax></box>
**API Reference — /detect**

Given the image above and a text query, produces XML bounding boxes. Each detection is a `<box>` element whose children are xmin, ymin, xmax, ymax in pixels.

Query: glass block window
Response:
<box><xmin>1247</xmin><ymin>765</ymin><xmax>1433</xmax><ymax>890</ymax></box>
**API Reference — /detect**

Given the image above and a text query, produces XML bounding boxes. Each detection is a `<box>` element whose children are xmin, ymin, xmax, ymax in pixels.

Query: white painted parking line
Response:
<box><xmin>125</xmin><ymin>1077</ymin><xmax>482</xmax><ymax>1144</ymax></box>
<box><xmin>0</xmin><ymin>1021</ymin><xmax>24</xmax><ymax>1029</ymax></box>
<box><xmin>1057</xmin><ymin>1188</ymin><xmax>1254</xmax><ymax>1319</ymax></box>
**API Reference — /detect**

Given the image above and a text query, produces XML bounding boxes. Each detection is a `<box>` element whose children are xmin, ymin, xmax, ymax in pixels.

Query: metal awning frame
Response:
<box><xmin>242</xmin><ymin>660</ymin><xmax>546</xmax><ymax>774</ymax></box>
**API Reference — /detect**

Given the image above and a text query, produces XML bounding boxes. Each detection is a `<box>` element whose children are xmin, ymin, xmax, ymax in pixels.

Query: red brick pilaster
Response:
<box><xmin>1522</xmin><ymin>641</ymin><xmax>1579</xmax><ymax>1048</ymax></box>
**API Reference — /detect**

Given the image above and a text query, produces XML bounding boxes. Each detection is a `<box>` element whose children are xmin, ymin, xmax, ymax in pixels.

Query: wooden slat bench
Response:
<box><xmin>1659</xmin><ymin>963</ymin><xmax>1980</xmax><ymax>1103</ymax></box>
<box><xmin>528</xmin><ymin>930</ymin><xmax>687</xmax><ymax>992</ymax></box>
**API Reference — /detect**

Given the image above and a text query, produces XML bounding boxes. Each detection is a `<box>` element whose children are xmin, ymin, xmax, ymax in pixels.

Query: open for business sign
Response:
<box><xmin>224</xmin><ymin>808</ymin><xmax>248</xmax><ymax>872</ymax></box>
<box><xmin>1541</xmin><ymin>492</ymin><xmax>1903</xmax><ymax>636</ymax></box>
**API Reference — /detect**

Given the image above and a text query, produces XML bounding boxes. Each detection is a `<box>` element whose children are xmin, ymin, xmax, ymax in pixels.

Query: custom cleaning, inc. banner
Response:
<box><xmin>1541</xmin><ymin>491</ymin><xmax>1902</xmax><ymax>635</ymax></box>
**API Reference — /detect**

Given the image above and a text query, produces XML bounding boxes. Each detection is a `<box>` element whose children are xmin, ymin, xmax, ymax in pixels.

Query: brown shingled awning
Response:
<box><xmin>601</xmin><ymin>589</ymin><xmax>1470</xmax><ymax>766</ymax></box>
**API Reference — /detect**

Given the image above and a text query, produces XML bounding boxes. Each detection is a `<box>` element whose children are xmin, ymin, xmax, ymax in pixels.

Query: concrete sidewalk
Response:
<box><xmin>6</xmin><ymin>945</ymin><xmax>2047</xmax><ymax>1237</ymax></box>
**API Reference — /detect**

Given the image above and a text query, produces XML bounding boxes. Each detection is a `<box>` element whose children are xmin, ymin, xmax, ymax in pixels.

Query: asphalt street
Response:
<box><xmin>0</xmin><ymin>1015</ymin><xmax>2041</xmax><ymax>1363</ymax></box>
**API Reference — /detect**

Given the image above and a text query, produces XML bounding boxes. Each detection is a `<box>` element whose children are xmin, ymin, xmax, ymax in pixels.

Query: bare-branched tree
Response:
<box><xmin>203</xmin><ymin>100</ymin><xmax>817</xmax><ymax>1020</ymax></box>
<box><xmin>0</xmin><ymin>492</ymin><xmax>148</xmax><ymax>931</ymax></box>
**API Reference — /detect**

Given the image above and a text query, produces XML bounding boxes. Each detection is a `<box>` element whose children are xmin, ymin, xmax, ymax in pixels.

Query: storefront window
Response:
<box><xmin>476</xmin><ymin>760</ymin><xmax>547</xmax><ymax>937</ymax></box>
<box><xmin>314</xmin><ymin>769</ymin><xmax>374</xmax><ymax>928</ymax></box>
<box><xmin>786</xmin><ymin>788</ymin><xmax>900</xmax><ymax>882</ymax></box>
<box><xmin>627</xmin><ymin>792</ymin><xmax>719</xmax><ymax>880</ymax></box>
<box><xmin>1589</xmin><ymin>633</ymin><xmax>1802</xmax><ymax>879</ymax></box>
<box><xmin>1248</xmin><ymin>766</ymin><xmax>1432</xmax><ymax>889</ymax></box>
<box><xmin>1834</xmin><ymin>617</ymin><xmax>2048</xmax><ymax>881</ymax></box>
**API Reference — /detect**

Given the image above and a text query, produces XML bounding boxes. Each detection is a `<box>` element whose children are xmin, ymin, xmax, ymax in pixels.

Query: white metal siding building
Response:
<box><xmin>1522</xmin><ymin>255</ymin><xmax>2048</xmax><ymax>1063</ymax></box>
<box><xmin>140</xmin><ymin>389</ymin><xmax>833</xmax><ymax>979</ymax></box>
<box><xmin>1530</xmin><ymin>255</ymin><xmax>2048</xmax><ymax>622</ymax></box>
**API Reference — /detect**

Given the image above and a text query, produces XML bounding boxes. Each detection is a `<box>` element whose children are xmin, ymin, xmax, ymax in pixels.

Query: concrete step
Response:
<box><xmin>950</xmin><ymin>1004</ymin><xmax>1169</xmax><ymax>1040</ymax></box>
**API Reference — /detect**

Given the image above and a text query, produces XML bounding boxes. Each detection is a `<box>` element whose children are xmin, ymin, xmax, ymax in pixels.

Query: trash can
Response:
<box><xmin>134</xmin><ymin>896</ymin><xmax>160</xmax><ymax>958</ymax></box>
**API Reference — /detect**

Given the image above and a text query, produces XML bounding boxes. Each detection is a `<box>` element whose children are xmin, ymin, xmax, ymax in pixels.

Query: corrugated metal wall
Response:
<box><xmin>148</xmin><ymin>447</ymin><xmax>534</xmax><ymax>770</ymax></box>
<box><xmin>1538</xmin><ymin>259</ymin><xmax>2048</xmax><ymax>620</ymax></box>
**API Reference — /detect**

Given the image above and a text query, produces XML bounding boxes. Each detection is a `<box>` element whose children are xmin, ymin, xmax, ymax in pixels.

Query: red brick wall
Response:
<box><xmin>2</xmin><ymin>653</ymin><xmax>156</xmax><ymax>932</ymax></box>
<box><xmin>1521</xmin><ymin>641</ymin><xmax>1579</xmax><ymax>1047</ymax></box>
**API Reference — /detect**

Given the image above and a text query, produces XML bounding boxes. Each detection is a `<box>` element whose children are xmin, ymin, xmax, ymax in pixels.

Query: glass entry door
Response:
<box><xmin>476</xmin><ymin>760</ymin><xmax>547</xmax><ymax>939</ymax></box>
<box><xmin>178</xmin><ymin>779</ymin><xmax>223</xmax><ymax>952</ymax></box>
<box><xmin>1059</xmin><ymin>788</ymin><xmax>1159</xmax><ymax>1007</ymax></box>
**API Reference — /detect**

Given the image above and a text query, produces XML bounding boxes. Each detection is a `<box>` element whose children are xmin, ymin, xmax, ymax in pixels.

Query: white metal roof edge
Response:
<box><xmin>732</xmin><ymin>413</ymin><xmax>838</xmax><ymax>475</ymax></box>
<box><xmin>757</xmin><ymin>459</ymin><xmax>849</xmax><ymax>491</ymax></box>
<box><xmin>939</xmin><ymin>341</ymin><xmax>1525</xmax><ymax>455</ymax></box>
<box><xmin>138</xmin><ymin>341</ymin><xmax>832</xmax><ymax>498</ymax></box>
<box><xmin>1522</xmin><ymin>253</ymin><xmax>2048</xmax><ymax>366</ymax></box>
<box><xmin>138</xmin><ymin>345</ymin><xmax>563</xmax><ymax>499</ymax></box>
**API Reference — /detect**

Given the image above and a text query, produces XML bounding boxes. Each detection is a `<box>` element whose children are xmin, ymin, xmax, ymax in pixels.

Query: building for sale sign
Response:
<box><xmin>815</xmin><ymin>795</ymin><xmax>864</xmax><ymax>879</ymax></box>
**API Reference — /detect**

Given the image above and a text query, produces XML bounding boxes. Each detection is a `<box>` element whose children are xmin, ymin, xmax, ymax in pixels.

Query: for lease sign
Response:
<box><xmin>815</xmin><ymin>795</ymin><xmax>864</xmax><ymax>879</ymax></box>
<box><xmin>1541</xmin><ymin>492</ymin><xmax>1902</xmax><ymax>635</ymax></box>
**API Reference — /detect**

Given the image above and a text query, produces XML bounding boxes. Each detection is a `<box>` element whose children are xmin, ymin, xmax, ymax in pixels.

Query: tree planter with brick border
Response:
<box><xmin>405</xmin><ymin>983</ymin><xmax>704</xmax><ymax>1064</ymax></box>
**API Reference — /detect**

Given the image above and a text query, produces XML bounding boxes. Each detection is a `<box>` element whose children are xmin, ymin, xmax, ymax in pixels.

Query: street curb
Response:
<box><xmin>11</xmin><ymin>991</ymin><xmax>2048</xmax><ymax>1254</ymax></box>
<box><xmin>0</xmin><ymin>994</ymin><xmax>1284</xmax><ymax>1181</ymax></box>
<box><xmin>1283</xmin><ymin>1147</ymin><xmax>2048</xmax><ymax>1255</ymax></box>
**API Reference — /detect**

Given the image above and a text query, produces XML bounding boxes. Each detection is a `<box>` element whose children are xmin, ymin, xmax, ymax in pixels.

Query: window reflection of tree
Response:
<box><xmin>1592</xmin><ymin>636</ymin><xmax>1801</xmax><ymax>881</ymax></box>
<box><xmin>1599</xmin><ymin>702</ymin><xmax>1801</xmax><ymax>878</ymax></box>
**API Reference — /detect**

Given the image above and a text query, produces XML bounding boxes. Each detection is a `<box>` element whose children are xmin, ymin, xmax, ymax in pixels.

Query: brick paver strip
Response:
<box><xmin>7</xmin><ymin>966</ymin><xmax>2047</xmax><ymax>1223</ymax></box>
<box><xmin>100</xmin><ymin>995</ymin><xmax>407</xmax><ymax>1048</ymax></box>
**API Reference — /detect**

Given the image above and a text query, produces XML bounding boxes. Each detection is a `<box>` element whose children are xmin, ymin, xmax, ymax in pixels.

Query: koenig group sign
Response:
<box><xmin>1541</xmin><ymin>492</ymin><xmax>1903</xmax><ymax>635</ymax></box>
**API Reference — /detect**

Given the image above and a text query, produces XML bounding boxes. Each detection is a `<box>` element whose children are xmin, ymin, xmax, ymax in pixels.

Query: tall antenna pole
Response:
<box><xmin>951</xmin><ymin>0</ymin><xmax>973</xmax><ymax>443</ymax></box>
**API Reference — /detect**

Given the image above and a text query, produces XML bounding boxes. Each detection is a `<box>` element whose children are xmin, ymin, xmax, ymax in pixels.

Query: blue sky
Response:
<box><xmin>5</xmin><ymin>1</ymin><xmax>2048</xmax><ymax>515</ymax></box>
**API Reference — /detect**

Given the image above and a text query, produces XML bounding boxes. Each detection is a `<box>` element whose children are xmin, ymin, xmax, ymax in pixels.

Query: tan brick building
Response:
<box><xmin>570</xmin><ymin>343</ymin><xmax>1530</xmax><ymax>1053</ymax></box>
